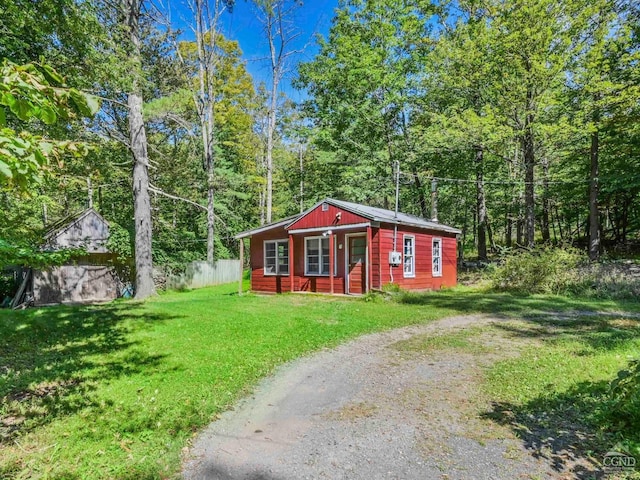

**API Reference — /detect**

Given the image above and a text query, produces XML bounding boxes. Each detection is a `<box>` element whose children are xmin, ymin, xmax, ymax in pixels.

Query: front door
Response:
<box><xmin>348</xmin><ymin>235</ymin><xmax>367</xmax><ymax>294</ymax></box>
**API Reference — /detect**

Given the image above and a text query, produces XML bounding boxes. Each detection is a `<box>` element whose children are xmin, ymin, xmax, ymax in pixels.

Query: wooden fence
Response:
<box><xmin>166</xmin><ymin>259</ymin><xmax>241</xmax><ymax>290</ymax></box>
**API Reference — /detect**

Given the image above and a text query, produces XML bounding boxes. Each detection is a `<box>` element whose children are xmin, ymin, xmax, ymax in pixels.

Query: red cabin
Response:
<box><xmin>236</xmin><ymin>199</ymin><xmax>461</xmax><ymax>295</ymax></box>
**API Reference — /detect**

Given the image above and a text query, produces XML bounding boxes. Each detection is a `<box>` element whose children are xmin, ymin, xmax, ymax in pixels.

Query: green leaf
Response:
<box><xmin>0</xmin><ymin>159</ymin><xmax>13</xmax><ymax>178</ymax></box>
<box><xmin>10</xmin><ymin>98</ymin><xmax>34</xmax><ymax>121</ymax></box>
<box><xmin>69</xmin><ymin>89</ymin><xmax>92</xmax><ymax>117</ymax></box>
<box><xmin>39</xmin><ymin>105</ymin><xmax>57</xmax><ymax>125</ymax></box>
<box><xmin>84</xmin><ymin>94</ymin><xmax>100</xmax><ymax>116</ymax></box>
<box><xmin>0</xmin><ymin>107</ymin><xmax>5</xmax><ymax>126</ymax></box>
<box><xmin>40</xmin><ymin>64</ymin><xmax>64</xmax><ymax>85</ymax></box>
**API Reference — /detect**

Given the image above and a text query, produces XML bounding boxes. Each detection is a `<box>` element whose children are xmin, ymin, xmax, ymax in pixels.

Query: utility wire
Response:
<box><xmin>401</xmin><ymin>171</ymin><xmax>595</xmax><ymax>186</ymax></box>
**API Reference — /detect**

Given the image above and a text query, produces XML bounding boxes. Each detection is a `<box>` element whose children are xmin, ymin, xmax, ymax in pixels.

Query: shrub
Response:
<box><xmin>491</xmin><ymin>246</ymin><xmax>586</xmax><ymax>295</ymax></box>
<box><xmin>606</xmin><ymin>359</ymin><xmax>640</xmax><ymax>435</ymax></box>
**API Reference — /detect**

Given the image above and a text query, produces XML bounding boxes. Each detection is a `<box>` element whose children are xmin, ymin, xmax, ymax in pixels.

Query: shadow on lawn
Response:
<box><xmin>0</xmin><ymin>302</ymin><xmax>179</xmax><ymax>443</ymax></box>
<box><xmin>483</xmin><ymin>382</ymin><xmax>612</xmax><ymax>479</ymax></box>
<box><xmin>399</xmin><ymin>289</ymin><xmax>639</xmax><ymax>318</ymax></box>
<box><xmin>482</xmin><ymin>317</ymin><xmax>640</xmax><ymax>479</ymax></box>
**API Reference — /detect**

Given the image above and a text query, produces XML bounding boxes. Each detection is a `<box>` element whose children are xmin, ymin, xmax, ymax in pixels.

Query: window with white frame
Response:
<box><xmin>264</xmin><ymin>239</ymin><xmax>289</xmax><ymax>275</ymax></box>
<box><xmin>305</xmin><ymin>236</ymin><xmax>337</xmax><ymax>275</ymax></box>
<box><xmin>432</xmin><ymin>238</ymin><xmax>442</xmax><ymax>277</ymax></box>
<box><xmin>403</xmin><ymin>235</ymin><xmax>415</xmax><ymax>278</ymax></box>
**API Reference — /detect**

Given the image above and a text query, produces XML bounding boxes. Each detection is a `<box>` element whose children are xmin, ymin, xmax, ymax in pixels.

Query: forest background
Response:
<box><xmin>1</xmin><ymin>0</ymin><xmax>639</xmax><ymax>298</ymax></box>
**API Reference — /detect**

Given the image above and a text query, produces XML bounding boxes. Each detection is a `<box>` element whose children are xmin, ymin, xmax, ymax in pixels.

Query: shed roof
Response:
<box><xmin>235</xmin><ymin>198</ymin><xmax>461</xmax><ymax>239</ymax></box>
<box><xmin>43</xmin><ymin>208</ymin><xmax>109</xmax><ymax>242</ymax></box>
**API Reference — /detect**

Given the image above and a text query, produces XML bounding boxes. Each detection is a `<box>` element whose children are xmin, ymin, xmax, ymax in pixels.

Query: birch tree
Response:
<box><xmin>184</xmin><ymin>0</ymin><xmax>234</xmax><ymax>262</ymax></box>
<box><xmin>253</xmin><ymin>0</ymin><xmax>301</xmax><ymax>223</ymax></box>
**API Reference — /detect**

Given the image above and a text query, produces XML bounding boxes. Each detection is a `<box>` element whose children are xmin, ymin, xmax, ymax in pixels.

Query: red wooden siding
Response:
<box><xmin>377</xmin><ymin>224</ymin><xmax>457</xmax><ymax>290</ymax></box>
<box><xmin>249</xmin><ymin>220</ymin><xmax>457</xmax><ymax>294</ymax></box>
<box><xmin>250</xmin><ymin>226</ymin><xmax>293</xmax><ymax>293</ymax></box>
<box><xmin>371</xmin><ymin>227</ymin><xmax>381</xmax><ymax>290</ymax></box>
<box><xmin>286</xmin><ymin>202</ymin><xmax>368</xmax><ymax>230</ymax></box>
<box><xmin>251</xmin><ymin>228</ymin><xmax>356</xmax><ymax>294</ymax></box>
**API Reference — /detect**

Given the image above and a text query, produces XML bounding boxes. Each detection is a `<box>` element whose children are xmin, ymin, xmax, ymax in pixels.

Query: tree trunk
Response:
<box><xmin>126</xmin><ymin>0</ymin><xmax>156</xmax><ymax>300</ymax></box>
<box><xmin>265</xmin><ymin>76</ymin><xmax>276</xmax><ymax>223</ymax></box>
<box><xmin>192</xmin><ymin>0</ymin><xmax>217</xmax><ymax>263</ymax></box>
<box><xmin>129</xmin><ymin>90</ymin><xmax>156</xmax><ymax>299</ymax></box>
<box><xmin>589</xmin><ymin>126</ymin><xmax>600</xmax><ymax>261</ymax></box>
<box><xmin>87</xmin><ymin>177</ymin><xmax>93</xmax><ymax>209</ymax></box>
<box><xmin>207</xmin><ymin>171</ymin><xmax>215</xmax><ymax>263</ymax></box>
<box><xmin>522</xmin><ymin>107</ymin><xmax>536</xmax><ymax>248</ymax></box>
<box><xmin>475</xmin><ymin>146</ymin><xmax>487</xmax><ymax>260</ymax></box>
<box><xmin>555</xmin><ymin>205</ymin><xmax>563</xmax><ymax>240</ymax></box>
<box><xmin>413</xmin><ymin>169</ymin><xmax>428</xmax><ymax>219</ymax></box>
<box><xmin>486</xmin><ymin>213</ymin><xmax>496</xmax><ymax>252</ymax></box>
<box><xmin>541</xmin><ymin>157</ymin><xmax>550</xmax><ymax>243</ymax></box>
<box><xmin>299</xmin><ymin>146</ymin><xmax>304</xmax><ymax>213</ymax></box>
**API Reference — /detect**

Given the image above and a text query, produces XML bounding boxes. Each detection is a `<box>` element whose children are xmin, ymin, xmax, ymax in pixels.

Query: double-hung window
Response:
<box><xmin>264</xmin><ymin>239</ymin><xmax>289</xmax><ymax>275</ymax></box>
<box><xmin>432</xmin><ymin>238</ymin><xmax>442</xmax><ymax>277</ymax></box>
<box><xmin>403</xmin><ymin>235</ymin><xmax>415</xmax><ymax>278</ymax></box>
<box><xmin>305</xmin><ymin>236</ymin><xmax>337</xmax><ymax>275</ymax></box>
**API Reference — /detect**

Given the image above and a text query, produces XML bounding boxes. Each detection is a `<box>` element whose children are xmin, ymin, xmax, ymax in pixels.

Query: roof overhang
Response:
<box><xmin>234</xmin><ymin>215</ymin><xmax>299</xmax><ymax>240</ymax></box>
<box><xmin>288</xmin><ymin>222</ymin><xmax>372</xmax><ymax>235</ymax></box>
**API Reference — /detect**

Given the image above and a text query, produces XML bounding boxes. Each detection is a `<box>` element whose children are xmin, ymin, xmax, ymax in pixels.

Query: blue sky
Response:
<box><xmin>169</xmin><ymin>0</ymin><xmax>339</xmax><ymax>101</ymax></box>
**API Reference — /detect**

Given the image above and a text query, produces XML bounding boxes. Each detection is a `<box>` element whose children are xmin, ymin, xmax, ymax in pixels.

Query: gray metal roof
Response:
<box><xmin>324</xmin><ymin>199</ymin><xmax>461</xmax><ymax>234</ymax></box>
<box><xmin>234</xmin><ymin>214</ymin><xmax>300</xmax><ymax>240</ymax></box>
<box><xmin>235</xmin><ymin>199</ymin><xmax>461</xmax><ymax>239</ymax></box>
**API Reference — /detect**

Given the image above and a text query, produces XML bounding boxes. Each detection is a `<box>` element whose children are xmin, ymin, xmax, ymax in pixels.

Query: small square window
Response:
<box><xmin>322</xmin><ymin>202</ymin><xmax>329</xmax><ymax>211</ymax></box>
<box><xmin>264</xmin><ymin>239</ymin><xmax>289</xmax><ymax>276</ymax></box>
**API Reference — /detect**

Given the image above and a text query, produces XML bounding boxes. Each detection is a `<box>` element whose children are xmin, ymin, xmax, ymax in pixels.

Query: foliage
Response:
<box><xmin>607</xmin><ymin>359</ymin><xmax>640</xmax><ymax>434</ymax></box>
<box><xmin>0</xmin><ymin>239</ymin><xmax>83</xmax><ymax>269</ymax></box>
<box><xmin>491</xmin><ymin>246</ymin><xmax>587</xmax><ymax>294</ymax></box>
<box><xmin>106</xmin><ymin>223</ymin><xmax>133</xmax><ymax>259</ymax></box>
<box><xmin>0</xmin><ymin>60</ymin><xmax>99</xmax><ymax>187</ymax></box>
<box><xmin>491</xmin><ymin>247</ymin><xmax>640</xmax><ymax>299</ymax></box>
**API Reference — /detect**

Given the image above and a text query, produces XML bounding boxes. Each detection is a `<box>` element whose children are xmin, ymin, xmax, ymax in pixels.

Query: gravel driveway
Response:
<box><xmin>182</xmin><ymin>315</ymin><xmax>576</xmax><ymax>480</ymax></box>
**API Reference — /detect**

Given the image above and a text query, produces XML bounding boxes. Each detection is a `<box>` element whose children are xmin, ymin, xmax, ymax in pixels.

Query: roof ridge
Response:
<box><xmin>43</xmin><ymin>208</ymin><xmax>106</xmax><ymax>240</ymax></box>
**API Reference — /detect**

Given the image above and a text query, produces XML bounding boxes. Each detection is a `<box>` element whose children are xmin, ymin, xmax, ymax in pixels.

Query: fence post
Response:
<box><xmin>238</xmin><ymin>238</ymin><xmax>244</xmax><ymax>295</ymax></box>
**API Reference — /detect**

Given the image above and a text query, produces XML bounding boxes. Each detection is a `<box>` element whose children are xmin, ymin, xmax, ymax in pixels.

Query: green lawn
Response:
<box><xmin>1</xmin><ymin>283</ymin><xmax>638</xmax><ymax>479</ymax></box>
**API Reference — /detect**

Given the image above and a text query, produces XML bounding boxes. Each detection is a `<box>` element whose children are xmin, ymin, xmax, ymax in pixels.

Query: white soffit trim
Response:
<box><xmin>288</xmin><ymin>222</ymin><xmax>371</xmax><ymax>235</ymax></box>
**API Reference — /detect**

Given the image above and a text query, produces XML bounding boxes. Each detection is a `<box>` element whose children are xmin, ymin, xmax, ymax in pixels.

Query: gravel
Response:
<box><xmin>182</xmin><ymin>315</ymin><xmax>556</xmax><ymax>480</ymax></box>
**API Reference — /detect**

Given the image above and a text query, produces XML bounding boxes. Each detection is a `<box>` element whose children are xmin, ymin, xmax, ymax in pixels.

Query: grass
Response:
<box><xmin>387</xmin><ymin>306</ymin><xmax>640</xmax><ymax>476</ymax></box>
<box><xmin>1</xmin><ymin>282</ymin><xmax>460</xmax><ymax>480</ymax></box>
<box><xmin>391</xmin><ymin>326</ymin><xmax>492</xmax><ymax>355</ymax></box>
<box><xmin>1</xmin><ymin>282</ymin><xmax>639</xmax><ymax>479</ymax></box>
<box><xmin>482</xmin><ymin>316</ymin><xmax>640</xmax><ymax>467</ymax></box>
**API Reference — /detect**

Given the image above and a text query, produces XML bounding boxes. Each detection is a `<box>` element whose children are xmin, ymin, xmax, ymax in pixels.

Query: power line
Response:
<box><xmin>401</xmin><ymin>171</ymin><xmax>593</xmax><ymax>186</ymax></box>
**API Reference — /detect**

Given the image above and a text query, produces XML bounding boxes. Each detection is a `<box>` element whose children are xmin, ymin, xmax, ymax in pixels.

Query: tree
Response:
<box><xmin>253</xmin><ymin>0</ymin><xmax>302</xmax><ymax>223</ymax></box>
<box><xmin>486</xmin><ymin>0</ymin><xmax>594</xmax><ymax>247</ymax></box>
<box><xmin>120</xmin><ymin>0</ymin><xmax>156</xmax><ymax>299</ymax></box>
<box><xmin>424</xmin><ymin>4</ymin><xmax>511</xmax><ymax>259</ymax></box>
<box><xmin>297</xmin><ymin>0</ymin><xmax>434</xmax><ymax>211</ymax></box>
<box><xmin>0</xmin><ymin>60</ymin><xmax>99</xmax><ymax>187</ymax></box>
<box><xmin>181</xmin><ymin>0</ymin><xmax>234</xmax><ymax>262</ymax></box>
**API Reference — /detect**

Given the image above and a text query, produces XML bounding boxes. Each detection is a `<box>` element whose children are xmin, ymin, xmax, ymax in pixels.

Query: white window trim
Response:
<box><xmin>403</xmin><ymin>234</ymin><xmax>415</xmax><ymax>278</ymax></box>
<box><xmin>304</xmin><ymin>235</ymin><xmax>338</xmax><ymax>276</ymax></box>
<box><xmin>263</xmin><ymin>239</ymin><xmax>289</xmax><ymax>276</ymax></box>
<box><xmin>432</xmin><ymin>237</ymin><xmax>443</xmax><ymax>278</ymax></box>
